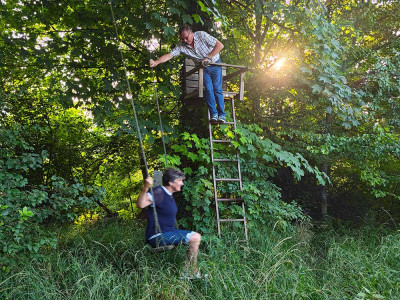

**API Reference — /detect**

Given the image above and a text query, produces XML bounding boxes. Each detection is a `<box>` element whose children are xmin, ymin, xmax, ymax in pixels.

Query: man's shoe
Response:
<box><xmin>210</xmin><ymin>115</ymin><xmax>218</xmax><ymax>122</ymax></box>
<box><xmin>217</xmin><ymin>116</ymin><xmax>226</xmax><ymax>123</ymax></box>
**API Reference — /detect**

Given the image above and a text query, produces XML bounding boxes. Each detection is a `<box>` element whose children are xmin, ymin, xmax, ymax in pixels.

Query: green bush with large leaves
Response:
<box><xmin>171</xmin><ymin>123</ymin><xmax>327</xmax><ymax>234</ymax></box>
<box><xmin>0</xmin><ymin>124</ymin><xmax>105</xmax><ymax>266</ymax></box>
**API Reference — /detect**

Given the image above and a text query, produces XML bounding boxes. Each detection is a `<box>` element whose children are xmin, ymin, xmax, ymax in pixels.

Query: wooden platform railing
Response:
<box><xmin>184</xmin><ymin>58</ymin><xmax>248</xmax><ymax>100</ymax></box>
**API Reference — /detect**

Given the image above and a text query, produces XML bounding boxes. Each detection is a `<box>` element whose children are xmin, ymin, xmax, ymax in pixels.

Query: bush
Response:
<box><xmin>171</xmin><ymin>123</ymin><xmax>327</xmax><ymax>233</ymax></box>
<box><xmin>0</xmin><ymin>124</ymin><xmax>105</xmax><ymax>266</ymax></box>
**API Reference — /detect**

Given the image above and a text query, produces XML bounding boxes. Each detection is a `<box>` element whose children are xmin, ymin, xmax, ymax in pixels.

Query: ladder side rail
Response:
<box><xmin>231</xmin><ymin>97</ymin><xmax>243</xmax><ymax>191</ymax></box>
<box><xmin>242</xmin><ymin>201</ymin><xmax>248</xmax><ymax>241</ymax></box>
<box><xmin>208</xmin><ymin>110</ymin><xmax>222</xmax><ymax>237</ymax></box>
<box><xmin>231</xmin><ymin>97</ymin><xmax>248</xmax><ymax>242</ymax></box>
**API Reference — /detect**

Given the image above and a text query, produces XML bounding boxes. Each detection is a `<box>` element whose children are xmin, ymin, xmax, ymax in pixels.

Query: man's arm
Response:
<box><xmin>202</xmin><ymin>40</ymin><xmax>224</xmax><ymax>66</ymax></box>
<box><xmin>207</xmin><ymin>40</ymin><xmax>224</xmax><ymax>59</ymax></box>
<box><xmin>150</xmin><ymin>53</ymin><xmax>173</xmax><ymax>68</ymax></box>
<box><xmin>137</xmin><ymin>177</ymin><xmax>153</xmax><ymax>208</ymax></box>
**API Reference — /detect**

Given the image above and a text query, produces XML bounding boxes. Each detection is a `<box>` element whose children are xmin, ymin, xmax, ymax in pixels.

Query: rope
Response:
<box><xmin>152</xmin><ymin>69</ymin><xmax>169</xmax><ymax>168</ymax></box>
<box><xmin>144</xmin><ymin>34</ymin><xmax>168</xmax><ymax>168</ymax></box>
<box><xmin>109</xmin><ymin>2</ymin><xmax>166</xmax><ymax>249</ymax></box>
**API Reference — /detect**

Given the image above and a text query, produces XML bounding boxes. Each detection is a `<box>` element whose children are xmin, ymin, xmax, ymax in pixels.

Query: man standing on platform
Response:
<box><xmin>150</xmin><ymin>24</ymin><xmax>226</xmax><ymax>123</ymax></box>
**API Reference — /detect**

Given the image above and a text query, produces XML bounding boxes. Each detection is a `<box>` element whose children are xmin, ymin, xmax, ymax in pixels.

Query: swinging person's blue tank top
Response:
<box><xmin>145</xmin><ymin>186</ymin><xmax>178</xmax><ymax>240</ymax></box>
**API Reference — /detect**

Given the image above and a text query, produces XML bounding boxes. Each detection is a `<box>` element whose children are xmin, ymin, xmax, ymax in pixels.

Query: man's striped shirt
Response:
<box><xmin>170</xmin><ymin>31</ymin><xmax>220</xmax><ymax>63</ymax></box>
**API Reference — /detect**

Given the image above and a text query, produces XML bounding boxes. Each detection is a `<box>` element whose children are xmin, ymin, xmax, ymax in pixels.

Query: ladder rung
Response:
<box><xmin>209</xmin><ymin>121</ymin><xmax>235</xmax><ymax>125</ymax></box>
<box><xmin>212</xmin><ymin>139</ymin><xmax>233</xmax><ymax>143</ymax></box>
<box><xmin>219</xmin><ymin>218</ymin><xmax>245</xmax><ymax>222</ymax></box>
<box><xmin>213</xmin><ymin>159</ymin><xmax>238</xmax><ymax>162</ymax></box>
<box><xmin>223</xmin><ymin>92</ymin><xmax>237</xmax><ymax>99</ymax></box>
<box><xmin>217</xmin><ymin>198</ymin><xmax>244</xmax><ymax>202</ymax></box>
<box><xmin>216</xmin><ymin>178</ymin><xmax>240</xmax><ymax>182</ymax></box>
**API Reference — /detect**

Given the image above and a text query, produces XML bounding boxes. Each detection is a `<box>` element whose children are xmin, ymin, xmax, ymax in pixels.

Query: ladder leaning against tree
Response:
<box><xmin>183</xmin><ymin>59</ymin><xmax>249</xmax><ymax>243</ymax></box>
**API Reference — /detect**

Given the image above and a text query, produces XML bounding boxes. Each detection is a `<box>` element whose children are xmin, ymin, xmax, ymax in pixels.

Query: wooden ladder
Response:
<box><xmin>208</xmin><ymin>96</ymin><xmax>248</xmax><ymax>242</ymax></box>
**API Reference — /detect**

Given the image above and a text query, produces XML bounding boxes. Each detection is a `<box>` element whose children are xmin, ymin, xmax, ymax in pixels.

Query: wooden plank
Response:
<box><xmin>186</xmin><ymin>66</ymin><xmax>201</xmax><ymax>77</ymax></box>
<box><xmin>208</xmin><ymin>62</ymin><xmax>247</xmax><ymax>68</ymax></box>
<box><xmin>185</xmin><ymin>58</ymin><xmax>196</xmax><ymax>66</ymax></box>
<box><xmin>223</xmin><ymin>66</ymin><xmax>248</xmax><ymax>81</ymax></box>
<box><xmin>186</xmin><ymin>87</ymin><xmax>198</xmax><ymax>94</ymax></box>
<box><xmin>216</xmin><ymin>198</ymin><xmax>244</xmax><ymax>202</ymax></box>
<box><xmin>199</xmin><ymin>68</ymin><xmax>203</xmax><ymax>98</ymax></box>
<box><xmin>213</xmin><ymin>159</ymin><xmax>239</xmax><ymax>162</ymax></box>
<box><xmin>186</xmin><ymin>73</ymin><xmax>199</xmax><ymax>80</ymax></box>
<box><xmin>184</xmin><ymin>58</ymin><xmax>199</xmax><ymax>96</ymax></box>
<box><xmin>185</xmin><ymin>80</ymin><xmax>200</xmax><ymax>87</ymax></box>
<box><xmin>184</xmin><ymin>89</ymin><xmax>200</xmax><ymax>99</ymax></box>
<box><xmin>212</xmin><ymin>139</ymin><xmax>233</xmax><ymax>143</ymax></box>
<box><xmin>239</xmin><ymin>71</ymin><xmax>245</xmax><ymax>101</ymax></box>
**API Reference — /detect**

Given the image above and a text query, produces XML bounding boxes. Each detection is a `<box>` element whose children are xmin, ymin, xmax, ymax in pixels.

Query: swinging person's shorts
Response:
<box><xmin>147</xmin><ymin>230</ymin><xmax>195</xmax><ymax>248</ymax></box>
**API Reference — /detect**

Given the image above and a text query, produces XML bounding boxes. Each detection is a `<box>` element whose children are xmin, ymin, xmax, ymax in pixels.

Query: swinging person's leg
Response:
<box><xmin>186</xmin><ymin>232</ymin><xmax>201</xmax><ymax>272</ymax></box>
<box><xmin>147</xmin><ymin>230</ymin><xmax>199</xmax><ymax>247</ymax></box>
<box><xmin>148</xmin><ymin>230</ymin><xmax>202</xmax><ymax>274</ymax></box>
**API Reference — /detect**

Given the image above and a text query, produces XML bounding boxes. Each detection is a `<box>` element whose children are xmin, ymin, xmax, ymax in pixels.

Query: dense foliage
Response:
<box><xmin>1</xmin><ymin>0</ymin><xmax>400</xmax><ymax>271</ymax></box>
<box><xmin>0</xmin><ymin>124</ymin><xmax>104</xmax><ymax>265</ymax></box>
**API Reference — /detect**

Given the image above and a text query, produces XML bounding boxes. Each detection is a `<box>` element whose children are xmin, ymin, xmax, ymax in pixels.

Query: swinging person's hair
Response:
<box><xmin>163</xmin><ymin>168</ymin><xmax>185</xmax><ymax>186</ymax></box>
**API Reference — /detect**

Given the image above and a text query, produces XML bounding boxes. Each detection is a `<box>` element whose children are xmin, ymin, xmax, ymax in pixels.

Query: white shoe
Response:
<box><xmin>180</xmin><ymin>271</ymin><xmax>208</xmax><ymax>280</ymax></box>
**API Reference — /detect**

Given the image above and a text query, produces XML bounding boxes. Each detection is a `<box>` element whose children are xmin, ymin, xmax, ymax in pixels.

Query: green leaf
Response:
<box><xmin>311</xmin><ymin>84</ymin><xmax>322</xmax><ymax>93</ymax></box>
<box><xmin>145</xmin><ymin>22</ymin><xmax>155</xmax><ymax>30</ymax></box>
<box><xmin>169</xmin><ymin>7</ymin><xmax>181</xmax><ymax>16</ymax></box>
<box><xmin>197</xmin><ymin>0</ymin><xmax>208</xmax><ymax>12</ymax></box>
<box><xmin>319</xmin><ymin>76</ymin><xmax>331</xmax><ymax>84</ymax></box>
<box><xmin>163</xmin><ymin>26</ymin><xmax>175</xmax><ymax>36</ymax></box>
<box><xmin>182</xmin><ymin>14</ymin><xmax>193</xmax><ymax>24</ymax></box>
<box><xmin>300</xmin><ymin>66</ymin><xmax>312</xmax><ymax>74</ymax></box>
<box><xmin>192</xmin><ymin>14</ymin><xmax>201</xmax><ymax>23</ymax></box>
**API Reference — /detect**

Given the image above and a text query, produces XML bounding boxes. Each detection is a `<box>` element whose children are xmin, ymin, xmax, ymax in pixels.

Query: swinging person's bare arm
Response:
<box><xmin>137</xmin><ymin>177</ymin><xmax>153</xmax><ymax>208</ymax></box>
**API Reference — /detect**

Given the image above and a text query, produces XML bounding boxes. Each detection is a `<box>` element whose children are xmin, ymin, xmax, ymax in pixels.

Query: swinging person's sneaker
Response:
<box><xmin>217</xmin><ymin>116</ymin><xmax>226</xmax><ymax>123</ymax></box>
<box><xmin>180</xmin><ymin>271</ymin><xmax>208</xmax><ymax>280</ymax></box>
<box><xmin>210</xmin><ymin>115</ymin><xmax>218</xmax><ymax>123</ymax></box>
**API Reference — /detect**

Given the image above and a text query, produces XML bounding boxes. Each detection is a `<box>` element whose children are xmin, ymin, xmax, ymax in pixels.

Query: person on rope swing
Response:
<box><xmin>136</xmin><ymin>167</ymin><xmax>203</xmax><ymax>278</ymax></box>
<box><xmin>150</xmin><ymin>24</ymin><xmax>226</xmax><ymax>123</ymax></box>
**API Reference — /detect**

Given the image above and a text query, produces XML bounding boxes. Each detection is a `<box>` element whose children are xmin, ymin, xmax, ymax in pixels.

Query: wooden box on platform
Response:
<box><xmin>183</xmin><ymin>58</ymin><xmax>247</xmax><ymax>104</ymax></box>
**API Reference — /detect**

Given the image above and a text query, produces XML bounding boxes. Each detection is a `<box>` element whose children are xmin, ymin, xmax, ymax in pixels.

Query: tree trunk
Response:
<box><xmin>320</xmin><ymin>112</ymin><xmax>331</xmax><ymax>218</ymax></box>
<box><xmin>320</xmin><ymin>162</ymin><xmax>329</xmax><ymax>218</ymax></box>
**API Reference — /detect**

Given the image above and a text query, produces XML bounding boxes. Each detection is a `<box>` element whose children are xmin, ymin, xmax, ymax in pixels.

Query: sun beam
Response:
<box><xmin>272</xmin><ymin>57</ymin><xmax>286</xmax><ymax>70</ymax></box>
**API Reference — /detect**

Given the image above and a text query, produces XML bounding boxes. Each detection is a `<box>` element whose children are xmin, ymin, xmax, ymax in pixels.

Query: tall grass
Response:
<box><xmin>1</xmin><ymin>220</ymin><xmax>399</xmax><ymax>299</ymax></box>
